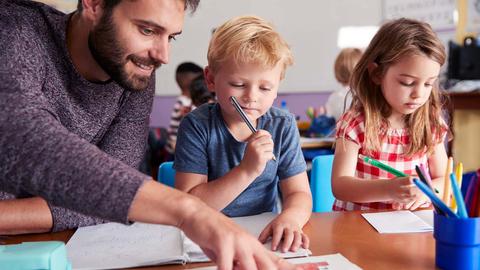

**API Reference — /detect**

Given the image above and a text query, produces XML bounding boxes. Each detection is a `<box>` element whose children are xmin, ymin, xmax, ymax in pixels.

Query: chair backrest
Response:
<box><xmin>158</xmin><ymin>161</ymin><xmax>176</xmax><ymax>188</ymax></box>
<box><xmin>310</xmin><ymin>154</ymin><xmax>335</xmax><ymax>213</ymax></box>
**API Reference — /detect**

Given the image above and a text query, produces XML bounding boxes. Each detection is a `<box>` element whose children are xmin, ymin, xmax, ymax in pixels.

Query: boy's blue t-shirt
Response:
<box><xmin>174</xmin><ymin>103</ymin><xmax>306</xmax><ymax>217</ymax></box>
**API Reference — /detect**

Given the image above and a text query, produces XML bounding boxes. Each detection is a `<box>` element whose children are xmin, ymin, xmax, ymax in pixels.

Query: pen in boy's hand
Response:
<box><xmin>229</xmin><ymin>96</ymin><xmax>276</xmax><ymax>161</ymax></box>
<box><xmin>230</xmin><ymin>96</ymin><xmax>257</xmax><ymax>133</ymax></box>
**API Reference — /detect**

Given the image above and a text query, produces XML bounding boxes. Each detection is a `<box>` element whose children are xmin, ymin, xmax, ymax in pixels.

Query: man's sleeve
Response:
<box><xmin>97</xmin><ymin>76</ymin><xmax>155</xmax><ymax>169</ymax></box>
<box><xmin>0</xmin><ymin>23</ymin><xmax>148</xmax><ymax>225</ymax></box>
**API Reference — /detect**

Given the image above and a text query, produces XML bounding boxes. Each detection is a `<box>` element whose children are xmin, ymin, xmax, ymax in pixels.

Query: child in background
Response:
<box><xmin>325</xmin><ymin>48</ymin><xmax>363</xmax><ymax>121</ymax></box>
<box><xmin>165</xmin><ymin>62</ymin><xmax>203</xmax><ymax>158</ymax></box>
<box><xmin>174</xmin><ymin>15</ymin><xmax>312</xmax><ymax>253</ymax></box>
<box><xmin>189</xmin><ymin>74</ymin><xmax>216</xmax><ymax>108</ymax></box>
<box><xmin>332</xmin><ymin>18</ymin><xmax>449</xmax><ymax>211</ymax></box>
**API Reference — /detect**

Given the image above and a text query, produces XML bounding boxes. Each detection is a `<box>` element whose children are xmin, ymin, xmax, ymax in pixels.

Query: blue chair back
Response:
<box><xmin>158</xmin><ymin>161</ymin><xmax>176</xmax><ymax>188</ymax></box>
<box><xmin>310</xmin><ymin>154</ymin><xmax>335</xmax><ymax>213</ymax></box>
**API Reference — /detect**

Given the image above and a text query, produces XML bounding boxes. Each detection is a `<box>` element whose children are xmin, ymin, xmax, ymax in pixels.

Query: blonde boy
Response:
<box><xmin>174</xmin><ymin>15</ymin><xmax>312</xmax><ymax>252</ymax></box>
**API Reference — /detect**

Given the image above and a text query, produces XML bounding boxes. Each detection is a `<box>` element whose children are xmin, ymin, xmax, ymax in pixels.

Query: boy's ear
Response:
<box><xmin>80</xmin><ymin>0</ymin><xmax>105</xmax><ymax>25</ymax></box>
<box><xmin>204</xmin><ymin>66</ymin><xmax>216</xmax><ymax>93</ymax></box>
<box><xmin>367</xmin><ymin>62</ymin><xmax>381</xmax><ymax>85</ymax></box>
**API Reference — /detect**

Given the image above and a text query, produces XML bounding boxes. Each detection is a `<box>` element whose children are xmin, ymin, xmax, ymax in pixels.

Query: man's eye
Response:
<box><xmin>230</xmin><ymin>83</ymin><xmax>244</xmax><ymax>87</ymax></box>
<box><xmin>140</xmin><ymin>27</ymin><xmax>154</xmax><ymax>36</ymax></box>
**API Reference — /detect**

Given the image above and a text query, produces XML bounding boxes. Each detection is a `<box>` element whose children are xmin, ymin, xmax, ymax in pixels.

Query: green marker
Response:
<box><xmin>358</xmin><ymin>154</ymin><xmax>407</xmax><ymax>177</ymax></box>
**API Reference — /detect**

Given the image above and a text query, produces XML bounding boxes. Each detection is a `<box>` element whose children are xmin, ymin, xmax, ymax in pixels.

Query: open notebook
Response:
<box><xmin>66</xmin><ymin>213</ymin><xmax>311</xmax><ymax>270</ymax></box>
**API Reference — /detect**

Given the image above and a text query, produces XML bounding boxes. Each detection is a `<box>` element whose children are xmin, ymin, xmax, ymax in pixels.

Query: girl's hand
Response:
<box><xmin>392</xmin><ymin>199</ymin><xmax>430</xmax><ymax>211</ymax></box>
<box><xmin>393</xmin><ymin>190</ymin><xmax>431</xmax><ymax>211</ymax></box>
<box><xmin>391</xmin><ymin>180</ymin><xmax>431</xmax><ymax>211</ymax></box>
<box><xmin>258</xmin><ymin>214</ymin><xmax>309</xmax><ymax>253</ymax></box>
<box><xmin>386</xmin><ymin>176</ymin><xmax>418</xmax><ymax>203</ymax></box>
<box><xmin>239</xmin><ymin>130</ymin><xmax>275</xmax><ymax>178</ymax></box>
<box><xmin>404</xmin><ymin>197</ymin><xmax>431</xmax><ymax>210</ymax></box>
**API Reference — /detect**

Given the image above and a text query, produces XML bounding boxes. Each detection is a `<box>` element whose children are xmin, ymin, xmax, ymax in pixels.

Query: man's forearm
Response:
<box><xmin>128</xmin><ymin>180</ymin><xmax>204</xmax><ymax>227</ymax></box>
<box><xmin>0</xmin><ymin>197</ymin><xmax>53</xmax><ymax>235</ymax></box>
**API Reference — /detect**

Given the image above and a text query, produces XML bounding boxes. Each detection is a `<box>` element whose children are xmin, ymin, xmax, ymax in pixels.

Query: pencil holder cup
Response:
<box><xmin>434</xmin><ymin>212</ymin><xmax>480</xmax><ymax>270</ymax></box>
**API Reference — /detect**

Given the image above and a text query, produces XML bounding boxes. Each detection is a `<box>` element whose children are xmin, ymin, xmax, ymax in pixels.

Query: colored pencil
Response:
<box><xmin>358</xmin><ymin>154</ymin><xmax>407</xmax><ymax>177</ymax></box>
<box><xmin>230</xmin><ymin>96</ymin><xmax>276</xmax><ymax>161</ymax></box>
<box><xmin>418</xmin><ymin>163</ymin><xmax>439</xmax><ymax>193</ymax></box>
<box><xmin>415</xmin><ymin>165</ymin><xmax>443</xmax><ymax>215</ymax></box>
<box><xmin>450</xmin><ymin>173</ymin><xmax>468</xmax><ymax>218</ymax></box>
<box><xmin>442</xmin><ymin>157</ymin><xmax>453</xmax><ymax>206</ymax></box>
<box><xmin>413</xmin><ymin>178</ymin><xmax>458</xmax><ymax>218</ymax></box>
<box><xmin>451</xmin><ymin>162</ymin><xmax>464</xmax><ymax>210</ymax></box>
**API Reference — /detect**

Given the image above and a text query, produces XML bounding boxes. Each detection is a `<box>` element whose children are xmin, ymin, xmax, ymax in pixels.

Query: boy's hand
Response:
<box><xmin>239</xmin><ymin>130</ymin><xmax>275</xmax><ymax>178</ymax></box>
<box><xmin>258</xmin><ymin>213</ymin><xmax>309</xmax><ymax>253</ymax></box>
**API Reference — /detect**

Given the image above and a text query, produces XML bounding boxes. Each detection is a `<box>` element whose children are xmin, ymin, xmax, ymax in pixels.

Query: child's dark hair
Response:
<box><xmin>189</xmin><ymin>74</ymin><xmax>215</xmax><ymax>107</ymax></box>
<box><xmin>175</xmin><ymin>62</ymin><xmax>203</xmax><ymax>91</ymax></box>
<box><xmin>176</xmin><ymin>62</ymin><xmax>203</xmax><ymax>75</ymax></box>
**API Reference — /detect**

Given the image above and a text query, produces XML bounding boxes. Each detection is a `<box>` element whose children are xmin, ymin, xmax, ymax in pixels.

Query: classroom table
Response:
<box><xmin>3</xmin><ymin>211</ymin><xmax>436</xmax><ymax>270</ymax></box>
<box><xmin>300</xmin><ymin>137</ymin><xmax>335</xmax><ymax>149</ymax></box>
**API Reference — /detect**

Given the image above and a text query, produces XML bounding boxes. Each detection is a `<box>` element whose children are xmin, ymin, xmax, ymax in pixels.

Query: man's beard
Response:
<box><xmin>87</xmin><ymin>10</ymin><xmax>160</xmax><ymax>91</ymax></box>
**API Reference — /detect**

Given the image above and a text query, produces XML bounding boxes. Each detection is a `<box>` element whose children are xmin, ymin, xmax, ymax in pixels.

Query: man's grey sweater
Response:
<box><xmin>0</xmin><ymin>0</ymin><xmax>155</xmax><ymax>231</ymax></box>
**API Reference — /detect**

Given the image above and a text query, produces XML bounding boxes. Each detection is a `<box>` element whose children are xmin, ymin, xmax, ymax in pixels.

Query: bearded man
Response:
<box><xmin>0</xmin><ymin>1</ymin><xmax>296</xmax><ymax>269</ymax></box>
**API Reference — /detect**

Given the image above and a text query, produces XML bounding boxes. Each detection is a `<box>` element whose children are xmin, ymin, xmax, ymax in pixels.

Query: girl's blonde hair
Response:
<box><xmin>334</xmin><ymin>48</ymin><xmax>363</xmax><ymax>85</ymax></box>
<box><xmin>349</xmin><ymin>18</ymin><xmax>447</xmax><ymax>156</ymax></box>
<box><xmin>207</xmin><ymin>15</ymin><xmax>293</xmax><ymax>79</ymax></box>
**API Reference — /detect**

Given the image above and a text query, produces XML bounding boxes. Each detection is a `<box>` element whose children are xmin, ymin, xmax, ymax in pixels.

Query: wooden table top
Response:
<box><xmin>4</xmin><ymin>211</ymin><xmax>436</xmax><ymax>270</ymax></box>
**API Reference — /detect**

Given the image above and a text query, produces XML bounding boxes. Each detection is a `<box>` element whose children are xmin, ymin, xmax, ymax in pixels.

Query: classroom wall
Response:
<box><xmin>150</xmin><ymin>92</ymin><xmax>331</xmax><ymax>127</ymax></box>
<box><xmin>154</xmin><ymin>0</ymin><xmax>383</xmax><ymax>95</ymax></box>
<box><xmin>150</xmin><ymin>0</ymin><xmax>383</xmax><ymax>126</ymax></box>
<box><xmin>453</xmin><ymin>110</ymin><xmax>480</xmax><ymax>172</ymax></box>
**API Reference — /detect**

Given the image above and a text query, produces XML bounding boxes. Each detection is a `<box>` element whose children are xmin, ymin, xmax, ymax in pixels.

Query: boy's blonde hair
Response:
<box><xmin>349</xmin><ymin>18</ymin><xmax>447</xmax><ymax>156</ymax></box>
<box><xmin>334</xmin><ymin>48</ymin><xmax>363</xmax><ymax>85</ymax></box>
<box><xmin>207</xmin><ymin>15</ymin><xmax>293</xmax><ymax>79</ymax></box>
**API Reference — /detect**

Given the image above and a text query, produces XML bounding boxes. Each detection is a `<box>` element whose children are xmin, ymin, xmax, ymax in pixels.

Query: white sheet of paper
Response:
<box><xmin>66</xmin><ymin>222</ymin><xmax>185</xmax><ymax>270</ymax></box>
<box><xmin>361</xmin><ymin>210</ymin><xmax>433</xmax><ymax>234</ymax></box>
<box><xmin>192</xmin><ymin>253</ymin><xmax>362</xmax><ymax>270</ymax></box>
<box><xmin>412</xmin><ymin>209</ymin><xmax>434</xmax><ymax>226</ymax></box>
<box><xmin>183</xmin><ymin>212</ymin><xmax>311</xmax><ymax>259</ymax></box>
<box><xmin>66</xmin><ymin>213</ymin><xmax>311</xmax><ymax>270</ymax></box>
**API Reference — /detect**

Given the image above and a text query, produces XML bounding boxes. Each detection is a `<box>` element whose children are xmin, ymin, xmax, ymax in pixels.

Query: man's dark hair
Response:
<box><xmin>175</xmin><ymin>62</ymin><xmax>203</xmax><ymax>75</ymax></box>
<box><xmin>77</xmin><ymin>0</ymin><xmax>200</xmax><ymax>13</ymax></box>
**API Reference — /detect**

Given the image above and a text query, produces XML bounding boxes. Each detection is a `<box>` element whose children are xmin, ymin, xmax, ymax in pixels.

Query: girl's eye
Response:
<box><xmin>424</xmin><ymin>83</ymin><xmax>433</xmax><ymax>87</ymax></box>
<box><xmin>168</xmin><ymin>35</ymin><xmax>177</xmax><ymax>42</ymax></box>
<box><xmin>400</xmin><ymin>81</ymin><xmax>414</xmax><ymax>87</ymax></box>
<box><xmin>260</xmin><ymin>87</ymin><xmax>271</xmax><ymax>91</ymax></box>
